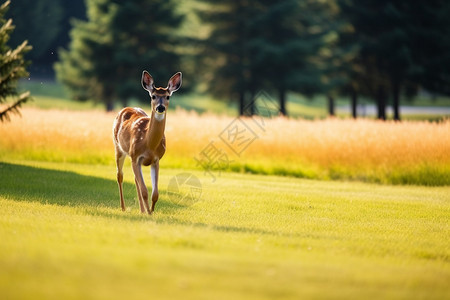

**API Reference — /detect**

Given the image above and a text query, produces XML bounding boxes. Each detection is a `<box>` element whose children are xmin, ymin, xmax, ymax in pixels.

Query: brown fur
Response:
<box><xmin>113</xmin><ymin>107</ymin><xmax>166</xmax><ymax>166</ymax></box>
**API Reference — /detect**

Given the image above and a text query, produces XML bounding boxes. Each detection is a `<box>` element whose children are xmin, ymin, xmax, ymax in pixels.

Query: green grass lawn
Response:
<box><xmin>0</xmin><ymin>160</ymin><xmax>448</xmax><ymax>299</ymax></box>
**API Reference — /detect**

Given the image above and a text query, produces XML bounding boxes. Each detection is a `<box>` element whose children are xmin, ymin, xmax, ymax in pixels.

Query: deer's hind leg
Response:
<box><xmin>132</xmin><ymin>159</ymin><xmax>150</xmax><ymax>214</ymax></box>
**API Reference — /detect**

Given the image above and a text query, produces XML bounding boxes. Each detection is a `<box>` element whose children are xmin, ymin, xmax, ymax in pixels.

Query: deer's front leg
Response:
<box><xmin>132</xmin><ymin>160</ymin><xmax>150</xmax><ymax>213</ymax></box>
<box><xmin>150</xmin><ymin>160</ymin><xmax>159</xmax><ymax>213</ymax></box>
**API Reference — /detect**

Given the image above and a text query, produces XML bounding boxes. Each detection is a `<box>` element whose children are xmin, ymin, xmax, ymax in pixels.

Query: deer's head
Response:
<box><xmin>141</xmin><ymin>71</ymin><xmax>182</xmax><ymax>120</ymax></box>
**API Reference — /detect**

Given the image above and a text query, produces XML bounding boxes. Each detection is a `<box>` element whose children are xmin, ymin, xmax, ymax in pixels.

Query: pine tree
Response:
<box><xmin>318</xmin><ymin>1</ymin><xmax>357</xmax><ymax>117</ymax></box>
<box><xmin>338</xmin><ymin>0</ymin><xmax>450</xmax><ymax>121</ymax></box>
<box><xmin>338</xmin><ymin>0</ymin><xmax>390</xmax><ymax>120</ymax></box>
<box><xmin>55</xmin><ymin>0</ymin><xmax>183</xmax><ymax>111</ymax></box>
<box><xmin>196</xmin><ymin>0</ymin><xmax>256</xmax><ymax>115</ymax></box>
<box><xmin>406</xmin><ymin>1</ymin><xmax>450</xmax><ymax>97</ymax></box>
<box><xmin>7</xmin><ymin>0</ymin><xmax>85</xmax><ymax>76</ymax></box>
<box><xmin>250</xmin><ymin>0</ymin><xmax>330</xmax><ymax>116</ymax></box>
<box><xmin>0</xmin><ymin>1</ymin><xmax>32</xmax><ymax>122</ymax></box>
<box><xmin>7</xmin><ymin>0</ymin><xmax>62</xmax><ymax>64</ymax></box>
<box><xmin>109</xmin><ymin>0</ymin><xmax>183</xmax><ymax>102</ymax></box>
<box><xmin>198</xmin><ymin>0</ymin><xmax>332</xmax><ymax>116</ymax></box>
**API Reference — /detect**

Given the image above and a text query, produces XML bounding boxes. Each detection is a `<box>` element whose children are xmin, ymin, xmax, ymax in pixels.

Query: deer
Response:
<box><xmin>113</xmin><ymin>70</ymin><xmax>182</xmax><ymax>214</ymax></box>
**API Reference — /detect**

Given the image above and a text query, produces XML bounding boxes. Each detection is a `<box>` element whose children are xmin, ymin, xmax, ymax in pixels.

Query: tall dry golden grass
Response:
<box><xmin>0</xmin><ymin>108</ymin><xmax>113</xmax><ymax>163</ymax></box>
<box><xmin>0</xmin><ymin>108</ymin><xmax>449</xmax><ymax>185</ymax></box>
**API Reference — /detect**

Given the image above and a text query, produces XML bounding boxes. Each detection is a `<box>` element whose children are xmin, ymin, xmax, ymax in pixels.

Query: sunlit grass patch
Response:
<box><xmin>0</xmin><ymin>161</ymin><xmax>449</xmax><ymax>299</ymax></box>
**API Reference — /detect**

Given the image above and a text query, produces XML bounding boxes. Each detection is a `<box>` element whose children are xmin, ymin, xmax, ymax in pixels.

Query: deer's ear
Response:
<box><xmin>167</xmin><ymin>72</ymin><xmax>182</xmax><ymax>94</ymax></box>
<box><xmin>142</xmin><ymin>71</ymin><xmax>154</xmax><ymax>92</ymax></box>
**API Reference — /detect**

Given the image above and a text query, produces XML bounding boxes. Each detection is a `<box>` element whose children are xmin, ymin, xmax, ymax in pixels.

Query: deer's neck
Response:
<box><xmin>146</xmin><ymin>111</ymin><xmax>166</xmax><ymax>150</ymax></box>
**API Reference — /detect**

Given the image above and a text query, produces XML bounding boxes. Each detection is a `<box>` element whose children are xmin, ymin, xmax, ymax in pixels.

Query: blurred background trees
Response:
<box><xmin>7</xmin><ymin>0</ymin><xmax>85</xmax><ymax>78</ymax></box>
<box><xmin>55</xmin><ymin>0</ymin><xmax>183</xmax><ymax>110</ymax></box>
<box><xmin>338</xmin><ymin>0</ymin><xmax>450</xmax><ymax>120</ymax></box>
<box><xmin>4</xmin><ymin>0</ymin><xmax>450</xmax><ymax>117</ymax></box>
<box><xmin>196</xmin><ymin>0</ymin><xmax>253</xmax><ymax>116</ymax></box>
<box><xmin>197</xmin><ymin>0</ymin><xmax>335</xmax><ymax>116</ymax></box>
<box><xmin>248</xmin><ymin>0</ymin><xmax>331</xmax><ymax>116</ymax></box>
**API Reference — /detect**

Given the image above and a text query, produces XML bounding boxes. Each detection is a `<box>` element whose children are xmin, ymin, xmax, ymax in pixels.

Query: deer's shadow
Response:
<box><xmin>1</xmin><ymin>162</ymin><xmax>286</xmax><ymax>236</ymax></box>
<box><xmin>0</xmin><ymin>162</ymin><xmax>183</xmax><ymax>216</ymax></box>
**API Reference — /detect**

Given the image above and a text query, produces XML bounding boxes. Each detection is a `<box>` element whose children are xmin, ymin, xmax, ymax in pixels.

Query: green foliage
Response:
<box><xmin>0</xmin><ymin>161</ymin><xmax>449</xmax><ymax>299</ymax></box>
<box><xmin>338</xmin><ymin>0</ymin><xmax>450</xmax><ymax>119</ymax></box>
<box><xmin>250</xmin><ymin>0</ymin><xmax>328</xmax><ymax>95</ymax></box>
<box><xmin>0</xmin><ymin>0</ymin><xmax>32</xmax><ymax>122</ymax></box>
<box><xmin>6</xmin><ymin>0</ymin><xmax>63</xmax><ymax>61</ymax></box>
<box><xmin>55</xmin><ymin>0</ymin><xmax>116</xmax><ymax>107</ymax></box>
<box><xmin>196</xmin><ymin>0</ymin><xmax>253</xmax><ymax>110</ymax></box>
<box><xmin>6</xmin><ymin>0</ymin><xmax>85</xmax><ymax>78</ymax></box>
<box><xmin>197</xmin><ymin>0</ymin><xmax>335</xmax><ymax>115</ymax></box>
<box><xmin>49</xmin><ymin>1</ymin><xmax>450</xmax><ymax>116</ymax></box>
<box><xmin>55</xmin><ymin>0</ymin><xmax>183</xmax><ymax>110</ymax></box>
<box><xmin>406</xmin><ymin>1</ymin><xmax>450</xmax><ymax>96</ymax></box>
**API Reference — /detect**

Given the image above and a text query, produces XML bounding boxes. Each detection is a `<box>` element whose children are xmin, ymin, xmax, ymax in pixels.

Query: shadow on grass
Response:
<box><xmin>0</xmin><ymin>162</ymin><xmax>186</xmax><ymax>216</ymax></box>
<box><xmin>0</xmin><ymin>162</ymin><xmax>282</xmax><ymax>236</ymax></box>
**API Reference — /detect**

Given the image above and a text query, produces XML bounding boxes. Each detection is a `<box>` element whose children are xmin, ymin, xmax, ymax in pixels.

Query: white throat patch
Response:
<box><xmin>154</xmin><ymin>112</ymin><xmax>165</xmax><ymax>121</ymax></box>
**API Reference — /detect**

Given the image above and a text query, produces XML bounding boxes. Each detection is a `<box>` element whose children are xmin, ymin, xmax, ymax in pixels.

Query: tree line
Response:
<box><xmin>4</xmin><ymin>0</ymin><xmax>450</xmax><ymax>119</ymax></box>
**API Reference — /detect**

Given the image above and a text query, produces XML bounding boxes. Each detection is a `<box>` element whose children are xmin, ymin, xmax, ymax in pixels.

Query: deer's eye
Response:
<box><xmin>166</xmin><ymin>96</ymin><xmax>170</xmax><ymax>100</ymax></box>
<box><xmin>152</xmin><ymin>95</ymin><xmax>156</xmax><ymax>100</ymax></box>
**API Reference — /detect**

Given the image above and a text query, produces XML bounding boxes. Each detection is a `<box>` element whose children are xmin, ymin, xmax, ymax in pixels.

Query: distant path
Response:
<box><xmin>338</xmin><ymin>105</ymin><xmax>450</xmax><ymax>116</ymax></box>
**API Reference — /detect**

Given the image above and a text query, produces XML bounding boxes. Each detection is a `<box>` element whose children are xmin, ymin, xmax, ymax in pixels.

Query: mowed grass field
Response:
<box><xmin>0</xmin><ymin>160</ymin><xmax>449</xmax><ymax>299</ymax></box>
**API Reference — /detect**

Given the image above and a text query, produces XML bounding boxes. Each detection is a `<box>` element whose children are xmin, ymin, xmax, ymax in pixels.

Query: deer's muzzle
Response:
<box><xmin>156</xmin><ymin>105</ymin><xmax>165</xmax><ymax>114</ymax></box>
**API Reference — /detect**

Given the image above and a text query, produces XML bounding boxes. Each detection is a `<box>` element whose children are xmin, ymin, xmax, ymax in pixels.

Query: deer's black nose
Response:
<box><xmin>156</xmin><ymin>105</ymin><xmax>165</xmax><ymax>113</ymax></box>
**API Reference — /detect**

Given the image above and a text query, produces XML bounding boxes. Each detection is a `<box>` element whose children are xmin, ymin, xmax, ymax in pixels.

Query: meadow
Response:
<box><xmin>0</xmin><ymin>106</ymin><xmax>448</xmax><ymax>185</ymax></box>
<box><xmin>0</xmin><ymin>160</ymin><xmax>449</xmax><ymax>299</ymax></box>
<box><xmin>0</xmin><ymin>94</ymin><xmax>449</xmax><ymax>299</ymax></box>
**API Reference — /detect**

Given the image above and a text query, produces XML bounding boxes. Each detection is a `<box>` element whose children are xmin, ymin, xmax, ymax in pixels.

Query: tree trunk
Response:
<box><xmin>104</xmin><ymin>89</ymin><xmax>114</xmax><ymax>112</ymax></box>
<box><xmin>376</xmin><ymin>86</ymin><xmax>386</xmax><ymax>120</ymax></box>
<box><xmin>279</xmin><ymin>88</ymin><xmax>287</xmax><ymax>116</ymax></box>
<box><xmin>105</xmin><ymin>99</ymin><xmax>114</xmax><ymax>112</ymax></box>
<box><xmin>239</xmin><ymin>91</ymin><xmax>245</xmax><ymax>116</ymax></box>
<box><xmin>243</xmin><ymin>92</ymin><xmax>254</xmax><ymax>116</ymax></box>
<box><xmin>327</xmin><ymin>95</ymin><xmax>335</xmax><ymax>117</ymax></box>
<box><xmin>392</xmin><ymin>80</ymin><xmax>401</xmax><ymax>121</ymax></box>
<box><xmin>351</xmin><ymin>90</ymin><xmax>357</xmax><ymax>119</ymax></box>
<box><xmin>249</xmin><ymin>90</ymin><xmax>256</xmax><ymax>116</ymax></box>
